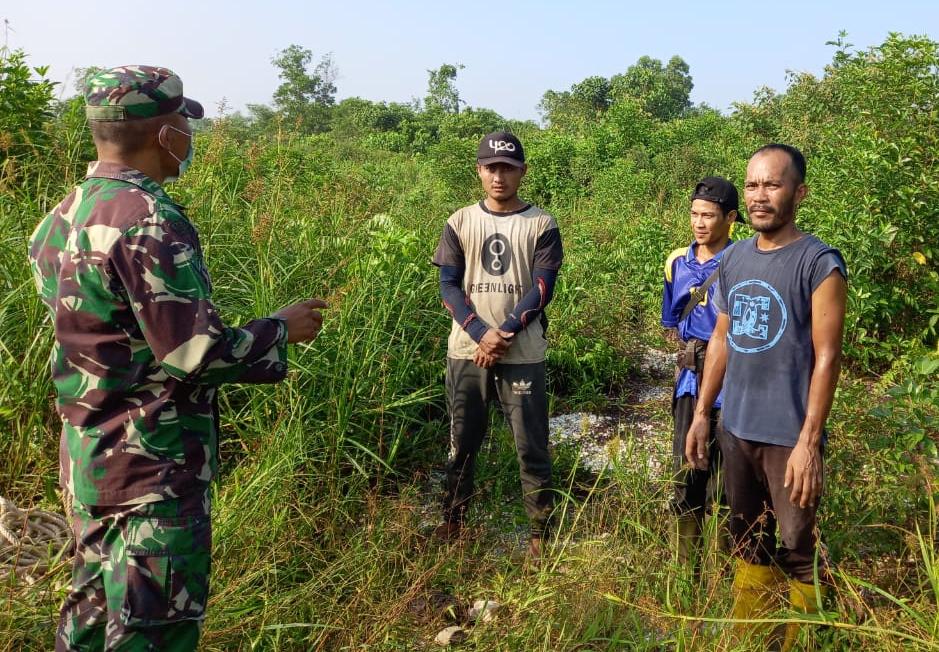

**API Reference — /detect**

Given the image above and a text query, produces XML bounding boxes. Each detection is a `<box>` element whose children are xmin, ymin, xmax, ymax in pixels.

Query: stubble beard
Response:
<box><xmin>749</xmin><ymin>196</ymin><xmax>796</xmax><ymax>234</ymax></box>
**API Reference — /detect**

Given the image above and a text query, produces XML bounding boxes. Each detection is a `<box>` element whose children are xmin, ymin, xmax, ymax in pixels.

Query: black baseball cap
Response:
<box><xmin>477</xmin><ymin>131</ymin><xmax>525</xmax><ymax>168</ymax></box>
<box><xmin>691</xmin><ymin>176</ymin><xmax>744</xmax><ymax>223</ymax></box>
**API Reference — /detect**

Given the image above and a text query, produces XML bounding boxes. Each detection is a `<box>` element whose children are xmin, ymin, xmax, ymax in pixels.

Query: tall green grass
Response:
<box><xmin>0</xmin><ymin>107</ymin><xmax>936</xmax><ymax>650</ymax></box>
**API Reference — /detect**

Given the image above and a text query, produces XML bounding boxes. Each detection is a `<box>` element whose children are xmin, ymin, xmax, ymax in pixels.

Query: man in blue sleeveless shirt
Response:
<box><xmin>661</xmin><ymin>177</ymin><xmax>741</xmax><ymax>569</ymax></box>
<box><xmin>686</xmin><ymin>144</ymin><xmax>847</xmax><ymax>650</ymax></box>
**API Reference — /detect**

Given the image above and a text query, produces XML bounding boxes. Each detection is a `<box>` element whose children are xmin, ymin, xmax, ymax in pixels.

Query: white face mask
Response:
<box><xmin>159</xmin><ymin>124</ymin><xmax>194</xmax><ymax>183</ymax></box>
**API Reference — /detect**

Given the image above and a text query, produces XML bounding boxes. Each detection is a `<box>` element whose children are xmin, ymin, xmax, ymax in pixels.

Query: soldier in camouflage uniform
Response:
<box><xmin>29</xmin><ymin>66</ymin><xmax>327</xmax><ymax>651</ymax></box>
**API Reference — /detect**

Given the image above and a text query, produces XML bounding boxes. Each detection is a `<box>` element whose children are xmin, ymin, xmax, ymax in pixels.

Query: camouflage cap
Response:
<box><xmin>85</xmin><ymin>65</ymin><xmax>204</xmax><ymax>122</ymax></box>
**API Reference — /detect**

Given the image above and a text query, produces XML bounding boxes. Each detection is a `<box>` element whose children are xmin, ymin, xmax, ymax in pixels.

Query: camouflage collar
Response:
<box><xmin>85</xmin><ymin>161</ymin><xmax>177</xmax><ymax>205</ymax></box>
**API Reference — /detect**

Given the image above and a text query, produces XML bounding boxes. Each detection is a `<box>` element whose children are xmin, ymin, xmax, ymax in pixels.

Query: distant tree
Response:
<box><xmin>731</xmin><ymin>86</ymin><xmax>782</xmax><ymax>142</ymax></box>
<box><xmin>538</xmin><ymin>75</ymin><xmax>611</xmax><ymax>129</ymax></box>
<box><xmin>425</xmin><ymin>63</ymin><xmax>464</xmax><ymax>114</ymax></box>
<box><xmin>609</xmin><ymin>55</ymin><xmax>693</xmax><ymax>121</ymax></box>
<box><xmin>247</xmin><ymin>102</ymin><xmax>278</xmax><ymax>123</ymax></box>
<box><xmin>271</xmin><ymin>44</ymin><xmax>338</xmax><ymax>133</ymax></box>
<box><xmin>437</xmin><ymin>107</ymin><xmax>505</xmax><ymax>140</ymax></box>
<box><xmin>540</xmin><ymin>55</ymin><xmax>693</xmax><ymax>129</ymax></box>
<box><xmin>331</xmin><ymin>97</ymin><xmax>417</xmax><ymax>138</ymax></box>
<box><xmin>570</xmin><ymin>76</ymin><xmax>612</xmax><ymax>115</ymax></box>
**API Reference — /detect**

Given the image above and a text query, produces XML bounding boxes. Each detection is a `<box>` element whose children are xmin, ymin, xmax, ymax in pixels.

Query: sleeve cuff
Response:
<box><xmin>499</xmin><ymin>317</ymin><xmax>523</xmax><ymax>334</ymax></box>
<box><xmin>270</xmin><ymin>317</ymin><xmax>290</xmax><ymax>361</ymax></box>
<box><xmin>466</xmin><ymin>318</ymin><xmax>490</xmax><ymax>343</ymax></box>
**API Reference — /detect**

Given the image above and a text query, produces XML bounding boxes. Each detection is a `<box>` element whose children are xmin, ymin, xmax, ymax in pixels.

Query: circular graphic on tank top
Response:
<box><xmin>726</xmin><ymin>279</ymin><xmax>788</xmax><ymax>354</ymax></box>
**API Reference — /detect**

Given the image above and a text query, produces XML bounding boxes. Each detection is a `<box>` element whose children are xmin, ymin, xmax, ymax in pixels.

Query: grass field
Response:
<box><xmin>0</xmin><ymin>114</ymin><xmax>936</xmax><ymax>651</ymax></box>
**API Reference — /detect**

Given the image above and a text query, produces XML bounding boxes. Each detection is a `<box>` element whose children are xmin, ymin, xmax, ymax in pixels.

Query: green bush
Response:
<box><xmin>0</xmin><ymin>49</ymin><xmax>56</xmax><ymax>157</ymax></box>
<box><xmin>738</xmin><ymin>34</ymin><xmax>939</xmax><ymax>366</ymax></box>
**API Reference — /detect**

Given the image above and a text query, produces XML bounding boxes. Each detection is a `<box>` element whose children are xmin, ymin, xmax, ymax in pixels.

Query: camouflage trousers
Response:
<box><xmin>56</xmin><ymin>491</ymin><xmax>211</xmax><ymax>651</ymax></box>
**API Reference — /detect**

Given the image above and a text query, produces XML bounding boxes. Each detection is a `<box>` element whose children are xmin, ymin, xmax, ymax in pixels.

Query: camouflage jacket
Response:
<box><xmin>29</xmin><ymin>162</ymin><xmax>288</xmax><ymax>506</ymax></box>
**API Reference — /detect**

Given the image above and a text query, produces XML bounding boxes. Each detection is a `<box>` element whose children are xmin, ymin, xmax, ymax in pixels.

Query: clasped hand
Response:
<box><xmin>473</xmin><ymin>329</ymin><xmax>514</xmax><ymax>368</ymax></box>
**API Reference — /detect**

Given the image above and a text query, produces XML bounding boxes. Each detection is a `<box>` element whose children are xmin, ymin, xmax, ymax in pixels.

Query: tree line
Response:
<box><xmin>1</xmin><ymin>33</ymin><xmax>937</xmax><ymax>370</ymax></box>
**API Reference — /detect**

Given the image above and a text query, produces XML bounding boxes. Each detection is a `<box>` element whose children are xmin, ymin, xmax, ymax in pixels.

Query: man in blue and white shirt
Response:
<box><xmin>661</xmin><ymin>176</ymin><xmax>741</xmax><ymax>567</ymax></box>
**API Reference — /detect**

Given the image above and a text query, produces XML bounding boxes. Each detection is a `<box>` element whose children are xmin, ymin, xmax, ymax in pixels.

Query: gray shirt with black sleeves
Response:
<box><xmin>432</xmin><ymin>201</ymin><xmax>563</xmax><ymax>364</ymax></box>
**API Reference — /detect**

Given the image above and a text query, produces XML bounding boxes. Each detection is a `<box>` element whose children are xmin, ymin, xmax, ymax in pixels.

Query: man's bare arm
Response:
<box><xmin>785</xmin><ymin>271</ymin><xmax>847</xmax><ymax>507</ymax></box>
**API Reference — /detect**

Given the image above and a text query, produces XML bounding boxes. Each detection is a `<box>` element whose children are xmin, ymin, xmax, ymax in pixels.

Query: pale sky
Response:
<box><xmin>4</xmin><ymin>1</ymin><xmax>937</xmax><ymax>121</ymax></box>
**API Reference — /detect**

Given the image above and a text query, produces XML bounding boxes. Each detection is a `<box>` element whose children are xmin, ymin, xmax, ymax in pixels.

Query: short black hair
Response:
<box><xmin>751</xmin><ymin>143</ymin><xmax>806</xmax><ymax>184</ymax></box>
<box><xmin>89</xmin><ymin>114</ymin><xmax>170</xmax><ymax>155</ymax></box>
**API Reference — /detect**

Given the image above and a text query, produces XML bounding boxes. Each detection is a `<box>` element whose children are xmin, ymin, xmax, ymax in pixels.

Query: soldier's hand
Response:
<box><xmin>784</xmin><ymin>441</ymin><xmax>824</xmax><ymax>508</ymax></box>
<box><xmin>273</xmin><ymin>299</ymin><xmax>328</xmax><ymax>343</ymax></box>
<box><xmin>478</xmin><ymin>329</ymin><xmax>511</xmax><ymax>356</ymax></box>
<box><xmin>684</xmin><ymin>414</ymin><xmax>710</xmax><ymax>471</ymax></box>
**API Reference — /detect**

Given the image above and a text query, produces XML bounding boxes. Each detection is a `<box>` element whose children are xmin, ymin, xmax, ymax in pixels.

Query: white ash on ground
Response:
<box><xmin>638</xmin><ymin>346</ymin><xmax>675</xmax><ymax>377</ymax></box>
<box><xmin>416</xmin><ymin>470</ymin><xmax>447</xmax><ymax>531</ymax></box>
<box><xmin>549</xmin><ymin>413</ymin><xmax>670</xmax><ymax>477</ymax></box>
<box><xmin>434</xmin><ymin>625</ymin><xmax>466</xmax><ymax>645</ymax></box>
<box><xmin>634</xmin><ymin>384</ymin><xmax>672</xmax><ymax>404</ymax></box>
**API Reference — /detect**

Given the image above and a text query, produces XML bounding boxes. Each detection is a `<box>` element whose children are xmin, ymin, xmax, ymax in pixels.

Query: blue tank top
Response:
<box><xmin>713</xmin><ymin>234</ymin><xmax>846</xmax><ymax>446</ymax></box>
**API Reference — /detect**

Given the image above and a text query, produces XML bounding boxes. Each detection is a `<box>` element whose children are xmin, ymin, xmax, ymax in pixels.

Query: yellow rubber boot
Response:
<box><xmin>730</xmin><ymin>561</ymin><xmax>780</xmax><ymax>641</ymax></box>
<box><xmin>780</xmin><ymin>580</ymin><xmax>828</xmax><ymax>651</ymax></box>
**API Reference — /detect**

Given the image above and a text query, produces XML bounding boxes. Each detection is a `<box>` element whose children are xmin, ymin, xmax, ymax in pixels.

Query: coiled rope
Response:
<box><xmin>0</xmin><ymin>496</ymin><xmax>72</xmax><ymax>585</ymax></box>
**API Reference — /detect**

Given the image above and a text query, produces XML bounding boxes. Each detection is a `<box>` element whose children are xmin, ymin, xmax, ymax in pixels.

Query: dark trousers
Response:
<box><xmin>718</xmin><ymin>427</ymin><xmax>827</xmax><ymax>583</ymax></box>
<box><xmin>671</xmin><ymin>394</ymin><xmax>723</xmax><ymax>516</ymax></box>
<box><xmin>443</xmin><ymin>358</ymin><xmax>553</xmax><ymax>534</ymax></box>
